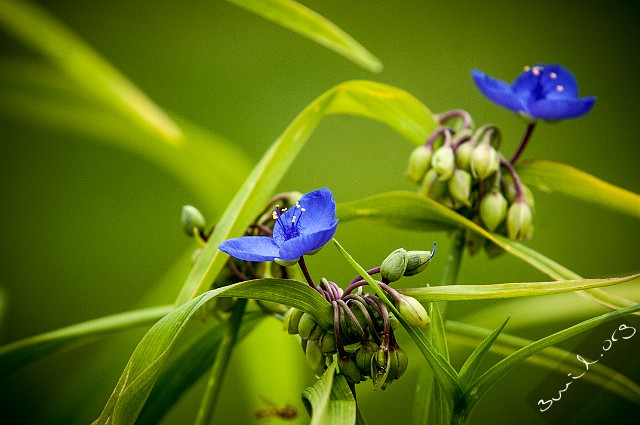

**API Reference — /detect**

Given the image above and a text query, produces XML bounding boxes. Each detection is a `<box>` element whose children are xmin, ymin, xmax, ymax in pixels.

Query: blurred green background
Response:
<box><xmin>0</xmin><ymin>0</ymin><xmax>638</xmax><ymax>424</ymax></box>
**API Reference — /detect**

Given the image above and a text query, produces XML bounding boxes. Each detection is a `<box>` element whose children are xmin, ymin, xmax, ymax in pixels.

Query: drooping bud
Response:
<box><xmin>298</xmin><ymin>313</ymin><xmax>323</xmax><ymax>341</ymax></box>
<box><xmin>406</xmin><ymin>144</ymin><xmax>433</xmax><ymax>183</ymax></box>
<box><xmin>372</xmin><ymin>347</ymin><xmax>392</xmax><ymax>390</ymax></box>
<box><xmin>338</xmin><ymin>356</ymin><xmax>363</xmax><ymax>385</ymax></box>
<box><xmin>305</xmin><ymin>340</ymin><xmax>327</xmax><ymax>377</ymax></box>
<box><xmin>420</xmin><ymin>168</ymin><xmax>448</xmax><ymax>198</ymax></box>
<box><xmin>455</xmin><ymin>140</ymin><xmax>476</xmax><ymax>171</ymax></box>
<box><xmin>404</xmin><ymin>245</ymin><xmax>436</xmax><ymax>276</ymax></box>
<box><xmin>396</xmin><ymin>295</ymin><xmax>430</xmax><ymax>327</ymax></box>
<box><xmin>356</xmin><ymin>340</ymin><xmax>378</xmax><ymax>375</ymax></box>
<box><xmin>283</xmin><ymin>307</ymin><xmax>304</xmax><ymax>334</ymax></box>
<box><xmin>507</xmin><ymin>200</ymin><xmax>534</xmax><ymax>241</ymax></box>
<box><xmin>479</xmin><ymin>190</ymin><xmax>508</xmax><ymax>231</ymax></box>
<box><xmin>317</xmin><ymin>331</ymin><xmax>337</xmax><ymax>355</ymax></box>
<box><xmin>431</xmin><ymin>145</ymin><xmax>456</xmax><ymax>180</ymax></box>
<box><xmin>181</xmin><ymin>205</ymin><xmax>206</xmax><ymax>236</ymax></box>
<box><xmin>470</xmin><ymin>142</ymin><xmax>500</xmax><ymax>180</ymax></box>
<box><xmin>380</xmin><ymin>248</ymin><xmax>408</xmax><ymax>283</ymax></box>
<box><xmin>394</xmin><ymin>346</ymin><xmax>409</xmax><ymax>379</ymax></box>
<box><xmin>448</xmin><ymin>169</ymin><xmax>472</xmax><ymax>207</ymax></box>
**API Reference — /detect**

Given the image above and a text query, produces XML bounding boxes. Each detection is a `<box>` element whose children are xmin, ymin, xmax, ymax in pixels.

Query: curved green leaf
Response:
<box><xmin>446</xmin><ymin>320</ymin><xmax>640</xmax><ymax>405</ymax></box>
<box><xmin>0</xmin><ymin>305</ymin><xmax>172</xmax><ymax>378</ymax></box>
<box><xmin>225</xmin><ymin>0</ymin><xmax>382</xmax><ymax>73</ymax></box>
<box><xmin>174</xmin><ymin>81</ymin><xmax>438</xmax><ymax>305</ymax></box>
<box><xmin>302</xmin><ymin>364</ymin><xmax>357</xmax><ymax>425</ymax></box>
<box><xmin>517</xmin><ymin>159</ymin><xmax>640</xmax><ymax>219</ymax></box>
<box><xmin>452</xmin><ymin>303</ymin><xmax>640</xmax><ymax>422</ymax></box>
<box><xmin>0</xmin><ymin>0</ymin><xmax>181</xmax><ymax>142</ymax></box>
<box><xmin>337</xmin><ymin>191</ymin><xmax>638</xmax><ymax>313</ymax></box>
<box><xmin>401</xmin><ymin>274</ymin><xmax>639</xmax><ymax>302</ymax></box>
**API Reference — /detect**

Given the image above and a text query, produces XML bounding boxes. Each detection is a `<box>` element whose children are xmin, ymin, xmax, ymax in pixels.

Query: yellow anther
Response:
<box><xmin>301</xmin><ymin>208</ymin><xmax>306</xmax><ymax>212</ymax></box>
<box><xmin>532</xmin><ymin>66</ymin><xmax>541</xmax><ymax>76</ymax></box>
<box><xmin>292</xmin><ymin>215</ymin><xmax>297</xmax><ymax>223</ymax></box>
<box><xmin>550</xmin><ymin>72</ymin><xmax>558</xmax><ymax>79</ymax></box>
<box><xmin>524</xmin><ymin>65</ymin><xmax>531</xmax><ymax>72</ymax></box>
<box><xmin>295</xmin><ymin>202</ymin><xmax>301</xmax><ymax>208</ymax></box>
<box><xmin>272</xmin><ymin>211</ymin><xmax>278</xmax><ymax>220</ymax></box>
<box><xmin>556</xmin><ymin>85</ymin><xmax>564</xmax><ymax>92</ymax></box>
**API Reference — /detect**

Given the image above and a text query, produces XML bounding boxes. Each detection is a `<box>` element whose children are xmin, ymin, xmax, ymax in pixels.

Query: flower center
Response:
<box><xmin>272</xmin><ymin>202</ymin><xmax>306</xmax><ymax>240</ymax></box>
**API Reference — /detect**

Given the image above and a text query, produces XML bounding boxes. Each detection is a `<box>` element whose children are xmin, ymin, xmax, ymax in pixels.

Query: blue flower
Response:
<box><xmin>218</xmin><ymin>188</ymin><xmax>338</xmax><ymax>263</ymax></box>
<box><xmin>472</xmin><ymin>64</ymin><xmax>595</xmax><ymax>121</ymax></box>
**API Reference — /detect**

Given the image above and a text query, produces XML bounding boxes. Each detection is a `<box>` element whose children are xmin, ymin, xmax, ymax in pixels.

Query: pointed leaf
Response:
<box><xmin>302</xmin><ymin>363</ymin><xmax>335</xmax><ymax>425</ymax></box>
<box><xmin>400</xmin><ymin>274</ymin><xmax>640</xmax><ymax>302</ymax></box>
<box><xmin>517</xmin><ymin>159</ymin><xmax>640</xmax><ymax>219</ymax></box>
<box><xmin>453</xmin><ymin>303</ymin><xmax>640</xmax><ymax>421</ymax></box>
<box><xmin>0</xmin><ymin>0</ymin><xmax>181</xmax><ymax>142</ymax></box>
<box><xmin>174</xmin><ymin>81</ymin><xmax>438</xmax><ymax>305</ymax></box>
<box><xmin>457</xmin><ymin>316</ymin><xmax>510</xmax><ymax>390</ymax></box>
<box><xmin>225</xmin><ymin>0</ymin><xmax>382</xmax><ymax>72</ymax></box>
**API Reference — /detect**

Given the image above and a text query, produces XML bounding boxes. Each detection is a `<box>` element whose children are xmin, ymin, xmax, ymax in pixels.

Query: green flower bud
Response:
<box><xmin>395</xmin><ymin>346</ymin><xmax>409</xmax><ymax>379</ymax></box>
<box><xmin>503</xmin><ymin>177</ymin><xmax>536</xmax><ymax>211</ymax></box>
<box><xmin>356</xmin><ymin>341</ymin><xmax>378</xmax><ymax>375</ymax></box>
<box><xmin>318</xmin><ymin>331</ymin><xmax>337</xmax><ymax>355</ymax></box>
<box><xmin>380</xmin><ymin>248</ymin><xmax>408</xmax><ymax>283</ymax></box>
<box><xmin>455</xmin><ymin>140</ymin><xmax>476</xmax><ymax>171</ymax></box>
<box><xmin>479</xmin><ymin>190</ymin><xmax>508</xmax><ymax>231</ymax></box>
<box><xmin>396</xmin><ymin>295</ymin><xmax>430</xmax><ymax>327</ymax></box>
<box><xmin>372</xmin><ymin>348</ymin><xmax>393</xmax><ymax>390</ymax></box>
<box><xmin>431</xmin><ymin>145</ymin><xmax>456</xmax><ymax>180</ymax></box>
<box><xmin>181</xmin><ymin>205</ymin><xmax>206</xmax><ymax>236</ymax></box>
<box><xmin>470</xmin><ymin>142</ymin><xmax>500</xmax><ymax>180</ymax></box>
<box><xmin>507</xmin><ymin>200</ymin><xmax>534</xmax><ymax>241</ymax></box>
<box><xmin>298</xmin><ymin>313</ymin><xmax>323</xmax><ymax>341</ymax></box>
<box><xmin>420</xmin><ymin>168</ymin><xmax>448</xmax><ymax>199</ymax></box>
<box><xmin>448</xmin><ymin>169</ymin><xmax>472</xmax><ymax>207</ymax></box>
<box><xmin>404</xmin><ymin>246</ymin><xmax>435</xmax><ymax>276</ymax></box>
<box><xmin>406</xmin><ymin>145</ymin><xmax>433</xmax><ymax>183</ymax></box>
<box><xmin>338</xmin><ymin>356</ymin><xmax>363</xmax><ymax>385</ymax></box>
<box><xmin>283</xmin><ymin>308</ymin><xmax>304</xmax><ymax>335</ymax></box>
<box><xmin>305</xmin><ymin>340</ymin><xmax>327</xmax><ymax>377</ymax></box>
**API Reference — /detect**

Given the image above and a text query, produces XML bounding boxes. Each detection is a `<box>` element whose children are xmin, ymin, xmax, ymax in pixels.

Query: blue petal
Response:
<box><xmin>277</xmin><ymin>221</ymin><xmax>338</xmax><ymax>261</ymax></box>
<box><xmin>538</xmin><ymin>64</ymin><xmax>578</xmax><ymax>99</ymax></box>
<box><xmin>528</xmin><ymin>96</ymin><xmax>596</xmax><ymax>120</ymax></box>
<box><xmin>472</xmin><ymin>70</ymin><xmax>528</xmax><ymax>115</ymax></box>
<box><xmin>218</xmin><ymin>236</ymin><xmax>281</xmax><ymax>262</ymax></box>
<box><xmin>295</xmin><ymin>187</ymin><xmax>337</xmax><ymax>234</ymax></box>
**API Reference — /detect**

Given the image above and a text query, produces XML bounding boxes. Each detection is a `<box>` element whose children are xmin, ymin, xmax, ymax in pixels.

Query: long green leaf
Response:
<box><xmin>137</xmin><ymin>312</ymin><xmax>265</xmax><ymax>424</ymax></box>
<box><xmin>303</xmin><ymin>363</ymin><xmax>337</xmax><ymax>425</ymax></box>
<box><xmin>517</xmin><ymin>159</ymin><xmax>640</xmax><ymax>219</ymax></box>
<box><xmin>446</xmin><ymin>320</ymin><xmax>640</xmax><ymax>405</ymax></box>
<box><xmin>225</xmin><ymin>0</ymin><xmax>382</xmax><ymax>73</ymax></box>
<box><xmin>457</xmin><ymin>316</ymin><xmax>510</xmax><ymax>390</ymax></box>
<box><xmin>174</xmin><ymin>80</ymin><xmax>438</xmax><ymax>305</ymax></box>
<box><xmin>332</xmin><ymin>238</ymin><xmax>463</xmax><ymax>400</ymax></box>
<box><xmin>452</xmin><ymin>303</ymin><xmax>640</xmax><ymax>423</ymax></box>
<box><xmin>92</xmin><ymin>278</ymin><xmax>332</xmax><ymax>424</ymax></box>
<box><xmin>400</xmin><ymin>274</ymin><xmax>639</xmax><ymax>302</ymax></box>
<box><xmin>337</xmin><ymin>191</ymin><xmax>638</xmax><ymax>313</ymax></box>
<box><xmin>0</xmin><ymin>305</ymin><xmax>172</xmax><ymax>378</ymax></box>
<box><xmin>0</xmin><ymin>0</ymin><xmax>182</xmax><ymax>142</ymax></box>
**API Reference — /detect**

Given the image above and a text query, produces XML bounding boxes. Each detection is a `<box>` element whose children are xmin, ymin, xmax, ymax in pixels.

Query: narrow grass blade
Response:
<box><xmin>517</xmin><ymin>159</ymin><xmax>640</xmax><ymax>219</ymax></box>
<box><xmin>225</xmin><ymin>0</ymin><xmax>382</xmax><ymax>72</ymax></box>
<box><xmin>302</xmin><ymin>363</ymin><xmax>336</xmax><ymax>425</ymax></box>
<box><xmin>0</xmin><ymin>305</ymin><xmax>172</xmax><ymax>377</ymax></box>
<box><xmin>0</xmin><ymin>0</ymin><xmax>182</xmax><ymax>142</ymax></box>
<box><xmin>453</xmin><ymin>303</ymin><xmax>640</xmax><ymax>422</ymax></box>
<box><xmin>174</xmin><ymin>80</ymin><xmax>438</xmax><ymax>305</ymax></box>
<box><xmin>457</xmin><ymin>316</ymin><xmax>510</xmax><ymax>390</ymax></box>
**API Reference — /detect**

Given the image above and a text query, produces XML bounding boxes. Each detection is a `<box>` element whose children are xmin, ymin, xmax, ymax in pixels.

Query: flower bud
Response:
<box><xmin>455</xmin><ymin>140</ymin><xmax>476</xmax><ymax>171</ymax></box>
<box><xmin>479</xmin><ymin>190</ymin><xmax>508</xmax><ymax>231</ymax></box>
<box><xmin>305</xmin><ymin>340</ymin><xmax>327</xmax><ymax>377</ymax></box>
<box><xmin>318</xmin><ymin>331</ymin><xmax>337</xmax><ymax>355</ymax></box>
<box><xmin>394</xmin><ymin>346</ymin><xmax>409</xmax><ymax>379</ymax></box>
<box><xmin>380</xmin><ymin>248</ymin><xmax>408</xmax><ymax>283</ymax></box>
<box><xmin>507</xmin><ymin>200</ymin><xmax>534</xmax><ymax>241</ymax></box>
<box><xmin>448</xmin><ymin>169</ymin><xmax>472</xmax><ymax>207</ymax></box>
<box><xmin>181</xmin><ymin>205</ymin><xmax>206</xmax><ymax>236</ymax></box>
<box><xmin>338</xmin><ymin>356</ymin><xmax>363</xmax><ymax>385</ymax></box>
<box><xmin>470</xmin><ymin>142</ymin><xmax>500</xmax><ymax>180</ymax></box>
<box><xmin>406</xmin><ymin>145</ymin><xmax>433</xmax><ymax>183</ymax></box>
<box><xmin>420</xmin><ymin>168</ymin><xmax>447</xmax><ymax>198</ymax></box>
<box><xmin>404</xmin><ymin>246</ymin><xmax>436</xmax><ymax>276</ymax></box>
<box><xmin>356</xmin><ymin>341</ymin><xmax>378</xmax><ymax>375</ymax></box>
<box><xmin>431</xmin><ymin>145</ymin><xmax>456</xmax><ymax>180</ymax></box>
<box><xmin>372</xmin><ymin>348</ymin><xmax>393</xmax><ymax>390</ymax></box>
<box><xmin>283</xmin><ymin>307</ymin><xmax>304</xmax><ymax>335</ymax></box>
<box><xmin>298</xmin><ymin>313</ymin><xmax>323</xmax><ymax>341</ymax></box>
<box><xmin>396</xmin><ymin>295</ymin><xmax>430</xmax><ymax>327</ymax></box>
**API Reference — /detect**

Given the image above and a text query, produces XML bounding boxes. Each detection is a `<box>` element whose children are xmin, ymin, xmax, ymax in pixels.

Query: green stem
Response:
<box><xmin>194</xmin><ymin>298</ymin><xmax>248</xmax><ymax>425</ymax></box>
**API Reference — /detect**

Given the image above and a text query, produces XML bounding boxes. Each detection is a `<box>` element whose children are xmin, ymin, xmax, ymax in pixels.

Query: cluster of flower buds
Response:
<box><xmin>283</xmin><ymin>247</ymin><xmax>434</xmax><ymax>389</ymax></box>
<box><xmin>406</xmin><ymin>112</ymin><xmax>535</xmax><ymax>250</ymax></box>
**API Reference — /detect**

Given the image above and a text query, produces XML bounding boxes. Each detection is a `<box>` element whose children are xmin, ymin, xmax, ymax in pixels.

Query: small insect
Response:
<box><xmin>253</xmin><ymin>397</ymin><xmax>298</xmax><ymax>420</ymax></box>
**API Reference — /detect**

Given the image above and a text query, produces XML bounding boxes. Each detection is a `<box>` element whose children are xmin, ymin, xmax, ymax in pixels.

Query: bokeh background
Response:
<box><xmin>0</xmin><ymin>0</ymin><xmax>638</xmax><ymax>424</ymax></box>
